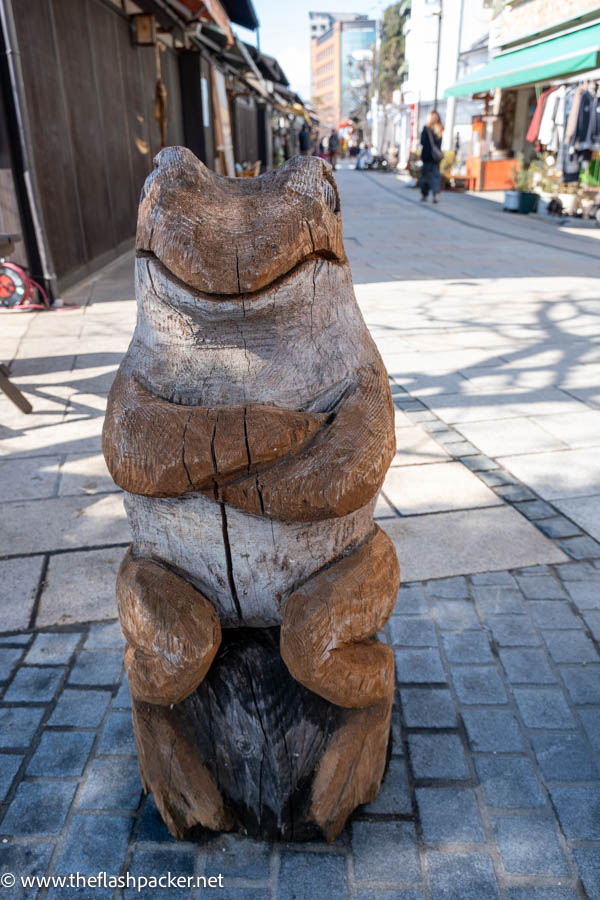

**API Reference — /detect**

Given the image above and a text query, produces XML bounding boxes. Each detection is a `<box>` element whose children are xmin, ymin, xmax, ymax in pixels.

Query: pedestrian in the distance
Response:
<box><xmin>299</xmin><ymin>121</ymin><xmax>312</xmax><ymax>157</ymax></box>
<box><xmin>420</xmin><ymin>111</ymin><xmax>444</xmax><ymax>203</ymax></box>
<box><xmin>328</xmin><ymin>128</ymin><xmax>340</xmax><ymax>170</ymax></box>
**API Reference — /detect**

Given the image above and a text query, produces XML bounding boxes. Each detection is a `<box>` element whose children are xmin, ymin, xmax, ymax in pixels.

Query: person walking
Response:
<box><xmin>420</xmin><ymin>111</ymin><xmax>444</xmax><ymax>203</ymax></box>
<box><xmin>299</xmin><ymin>122</ymin><xmax>312</xmax><ymax>157</ymax></box>
<box><xmin>328</xmin><ymin>128</ymin><xmax>340</xmax><ymax>170</ymax></box>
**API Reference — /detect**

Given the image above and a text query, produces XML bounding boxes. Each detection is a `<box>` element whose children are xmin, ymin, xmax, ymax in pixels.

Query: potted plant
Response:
<box><xmin>505</xmin><ymin>153</ymin><xmax>538</xmax><ymax>213</ymax></box>
<box><xmin>558</xmin><ymin>182</ymin><xmax>579</xmax><ymax>215</ymax></box>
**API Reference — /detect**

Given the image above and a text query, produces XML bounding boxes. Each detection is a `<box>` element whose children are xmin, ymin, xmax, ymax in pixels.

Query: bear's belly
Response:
<box><xmin>125</xmin><ymin>493</ymin><xmax>377</xmax><ymax>627</ymax></box>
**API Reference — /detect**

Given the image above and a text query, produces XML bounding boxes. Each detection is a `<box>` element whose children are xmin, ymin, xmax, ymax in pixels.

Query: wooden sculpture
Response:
<box><xmin>103</xmin><ymin>148</ymin><xmax>400</xmax><ymax>842</ymax></box>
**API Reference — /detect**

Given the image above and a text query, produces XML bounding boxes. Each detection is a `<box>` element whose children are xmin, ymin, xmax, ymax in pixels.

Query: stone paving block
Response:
<box><xmin>583</xmin><ymin>611</ymin><xmax>600</xmax><ymax>640</ymax></box>
<box><xmin>3</xmin><ymin>666</ymin><xmax>65</xmax><ymax>702</ymax></box>
<box><xmin>278</xmin><ymin>851</ymin><xmax>346</xmax><ymax>900</ymax></box>
<box><xmin>430</xmin><ymin>601</ymin><xmax>479</xmax><ymax>631</ymax></box>
<box><xmin>564</xmin><ymin>581</ymin><xmax>600</xmax><ymax>610</ymax></box>
<box><xmin>0</xmin><ymin>752</ymin><xmax>23</xmax><ymax>799</ymax></box>
<box><xmin>578</xmin><ymin>707</ymin><xmax>600</xmax><ymax>751</ymax></box>
<box><xmin>27</xmin><ymin>730</ymin><xmax>94</xmax><ymax>777</ymax></box>
<box><xmin>426</xmin><ymin>852</ymin><xmax>498</xmax><ymax>900</ymax></box>
<box><xmin>543</xmin><ymin>630</ymin><xmax>598</xmax><ymax>663</ymax></box>
<box><xmin>391</xmin><ymin>425</ymin><xmax>451</xmax><ymax>466</ymax></box>
<box><xmin>209</xmin><ymin>891</ymin><xmax>267</xmax><ymax>899</ymax></box>
<box><xmin>472</xmin><ymin>587</ymin><xmax>526</xmax><ymax>616</ymax></box>
<box><xmin>363</xmin><ymin>758</ymin><xmax>411</xmax><ymax>814</ymax></box>
<box><xmin>494</xmin><ymin>817</ymin><xmax>567</xmax><ymax>876</ymax></box>
<box><xmin>460</xmin><ymin>454</ymin><xmax>498</xmax><ymax>472</ymax></box>
<box><xmin>476</xmin><ymin>755</ymin><xmax>545</xmax><ymax>808</ymax></box>
<box><xmin>442</xmin><ymin>632</ymin><xmax>494</xmax><ymax>664</ymax></box>
<box><xmin>0</xmin><ymin>843</ymin><xmax>54</xmax><ymax>900</ymax></box>
<box><xmin>124</xmin><ymin>848</ymin><xmax>196</xmax><ymax>899</ymax></box>
<box><xmin>383</xmin><ymin>461</ymin><xmax>501</xmax><ymax>515</ymax></box>
<box><xmin>84</xmin><ymin>621</ymin><xmax>124</xmax><ymax>649</ymax></box>
<box><xmin>451</xmin><ymin>665</ymin><xmax>508</xmax><ymax>705</ymax></box>
<box><xmin>559</xmin><ymin>666</ymin><xmax>600</xmax><ymax>705</ymax></box>
<box><xmin>55</xmin><ymin>814</ymin><xmax>134</xmax><ymax>874</ymax></box>
<box><xmin>401</xmin><ymin>687</ymin><xmax>457</xmax><ymax>727</ymax></box>
<box><xmin>24</xmin><ymin>633</ymin><xmax>81</xmax><ymax>665</ymax></box>
<box><xmin>394</xmin><ymin>649</ymin><xmax>446</xmax><ymax>683</ymax></box>
<box><xmin>507</xmin><ymin>890</ymin><xmax>579</xmax><ymax>900</ymax></box>
<box><xmin>58</xmin><ymin>452</ymin><xmax>117</xmax><ymax>497</ymax></box>
<box><xmin>383</xmin><ymin>507</ymin><xmax>567</xmax><ymax>583</ymax></box>
<box><xmin>514</xmin><ymin>500</ymin><xmax>557</xmax><ymax>520</ymax></box>
<box><xmin>456</xmin><ymin>417</ymin><xmax>566</xmax><ymax>458</ymax></box>
<box><xmin>389</xmin><ymin>618</ymin><xmax>438</xmax><ymax>647</ymax></box>
<box><xmin>427</xmin><ymin>577</ymin><xmax>469</xmax><ymax>599</ymax></box>
<box><xmin>0</xmin><ymin>706</ymin><xmax>45</xmax><ymax>748</ymax></box>
<box><xmin>77</xmin><ymin>757</ymin><xmax>141</xmax><ymax>810</ymax></box>
<box><xmin>0</xmin><ymin>647</ymin><xmax>24</xmax><ymax>681</ymax></box>
<box><xmin>416</xmin><ymin>787</ymin><xmax>484</xmax><ymax>843</ymax></box>
<box><xmin>514</xmin><ymin>687</ymin><xmax>576</xmax><ymax>729</ymax></box>
<box><xmin>537</xmin><ymin>517</ymin><xmax>582</xmax><ymax>540</ymax></box>
<box><xmin>352</xmin><ymin>821</ymin><xmax>420</xmax><ymax>883</ymax></box>
<box><xmin>479</xmin><ymin>471</ymin><xmax>512</xmax><ymax>487</ymax></box>
<box><xmin>205</xmin><ymin>833</ymin><xmax>271</xmax><ymax>880</ymax></box>
<box><xmin>394</xmin><ymin>585</ymin><xmax>429</xmax><ymax>615</ymax></box>
<box><xmin>408</xmin><ymin>733</ymin><xmax>469</xmax><ymax>780</ymax></box>
<box><xmin>527</xmin><ymin>601</ymin><xmax>583</xmax><ymax>630</ymax></box>
<box><xmin>113</xmin><ymin>676</ymin><xmax>132</xmax><ymax>709</ymax></box>
<box><xmin>0</xmin><ymin>456</ymin><xmax>61</xmax><ymax>502</ymax></box>
<box><xmin>495</xmin><ymin>484</ymin><xmax>537</xmax><ymax>503</ymax></box>
<box><xmin>97</xmin><ymin>711</ymin><xmax>136</xmax><ymax>755</ymax></box>
<box><xmin>0</xmin><ymin>634</ymin><xmax>30</xmax><ymax>645</ymax></box>
<box><xmin>558</xmin><ymin>536</ymin><xmax>600</xmax><ymax>560</ymax></box>
<box><xmin>499</xmin><ymin>648</ymin><xmax>556</xmax><ymax>684</ymax></box>
<box><xmin>135</xmin><ymin>795</ymin><xmax>177</xmax><ymax>844</ymax></box>
<box><xmin>0</xmin><ymin>556</ymin><xmax>45</xmax><ymax>632</ymax></box>
<box><xmin>1</xmin><ymin>781</ymin><xmax>76</xmax><ymax>835</ymax></box>
<box><xmin>49</xmin><ymin>688</ymin><xmax>111</xmax><ymax>727</ymax></box>
<box><xmin>0</xmin><ymin>494</ymin><xmax>127</xmax><ymax>556</ymax></box>
<box><xmin>554</xmin><ymin>495</ymin><xmax>600</xmax><ymax>544</ymax></box>
<box><xmin>571</xmin><ymin>848</ymin><xmax>600</xmax><ymax>900</ymax></box>
<box><xmin>531</xmin><ymin>732</ymin><xmax>599</xmax><ymax>781</ymax></box>
<box><xmin>37</xmin><ymin>547</ymin><xmax>125</xmax><ymax>627</ymax></box>
<box><xmin>462</xmin><ymin>709</ymin><xmax>525</xmax><ymax>752</ymax></box>
<box><xmin>548</xmin><ymin>786</ymin><xmax>600</xmax><ymax>840</ymax></box>
<box><xmin>68</xmin><ymin>649</ymin><xmax>122</xmax><ymax>686</ymax></box>
<box><xmin>485</xmin><ymin>616</ymin><xmax>541</xmax><ymax>647</ymax></box>
<box><xmin>471</xmin><ymin>571</ymin><xmax>516</xmax><ymax>586</ymax></box>
<box><xmin>446</xmin><ymin>441</ymin><xmax>480</xmax><ymax>457</ymax></box>
<box><xmin>558</xmin><ymin>562</ymin><xmax>600</xmax><ymax>581</ymax></box>
<box><xmin>516</xmin><ymin>575</ymin><xmax>567</xmax><ymax>600</ymax></box>
<box><xmin>355</xmin><ymin>892</ymin><xmax>425</xmax><ymax>900</ymax></box>
<box><xmin>498</xmin><ymin>448</ymin><xmax>600</xmax><ymax>501</ymax></box>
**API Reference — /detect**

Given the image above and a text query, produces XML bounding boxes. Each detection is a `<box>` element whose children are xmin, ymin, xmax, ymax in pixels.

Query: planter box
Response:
<box><xmin>518</xmin><ymin>191</ymin><xmax>538</xmax><ymax>214</ymax></box>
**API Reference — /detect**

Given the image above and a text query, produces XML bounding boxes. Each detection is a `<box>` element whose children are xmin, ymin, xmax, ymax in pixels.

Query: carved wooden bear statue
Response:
<box><xmin>103</xmin><ymin>147</ymin><xmax>400</xmax><ymax>843</ymax></box>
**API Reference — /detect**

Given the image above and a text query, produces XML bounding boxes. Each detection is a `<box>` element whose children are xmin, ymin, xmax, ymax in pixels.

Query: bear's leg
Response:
<box><xmin>281</xmin><ymin>526</ymin><xmax>400</xmax><ymax>841</ymax></box>
<box><xmin>117</xmin><ymin>549</ymin><xmax>232</xmax><ymax>836</ymax></box>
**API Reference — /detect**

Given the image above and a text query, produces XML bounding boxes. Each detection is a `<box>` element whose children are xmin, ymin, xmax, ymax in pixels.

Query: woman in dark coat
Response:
<box><xmin>420</xmin><ymin>110</ymin><xmax>443</xmax><ymax>203</ymax></box>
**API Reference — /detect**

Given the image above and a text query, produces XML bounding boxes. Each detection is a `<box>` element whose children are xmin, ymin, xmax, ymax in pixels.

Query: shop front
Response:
<box><xmin>446</xmin><ymin>19</ymin><xmax>600</xmax><ymax>215</ymax></box>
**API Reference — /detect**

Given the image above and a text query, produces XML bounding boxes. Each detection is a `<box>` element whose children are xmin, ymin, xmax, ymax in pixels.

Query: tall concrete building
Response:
<box><xmin>310</xmin><ymin>11</ymin><xmax>376</xmax><ymax>128</ymax></box>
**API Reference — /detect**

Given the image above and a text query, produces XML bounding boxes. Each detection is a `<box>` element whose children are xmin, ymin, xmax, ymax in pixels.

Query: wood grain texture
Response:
<box><xmin>105</xmin><ymin>150</ymin><xmax>400</xmax><ymax>843</ymax></box>
<box><xmin>136</xmin><ymin>147</ymin><xmax>344</xmax><ymax>294</ymax></box>
<box><xmin>118</xmin><ymin>549</ymin><xmax>221</xmax><ymax>705</ymax></box>
<box><xmin>103</xmin><ymin>371</ymin><xmax>327</xmax><ymax>498</ymax></box>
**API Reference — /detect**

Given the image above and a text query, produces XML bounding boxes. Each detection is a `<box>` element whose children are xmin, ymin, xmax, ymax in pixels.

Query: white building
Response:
<box><xmin>374</xmin><ymin>0</ymin><xmax>494</xmax><ymax>166</ymax></box>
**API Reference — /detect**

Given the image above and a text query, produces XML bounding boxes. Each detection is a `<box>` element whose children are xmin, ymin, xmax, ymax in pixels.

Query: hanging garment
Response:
<box><xmin>526</xmin><ymin>87</ymin><xmax>555</xmax><ymax>143</ymax></box>
<box><xmin>580</xmin><ymin>90</ymin><xmax>600</xmax><ymax>151</ymax></box>
<box><xmin>575</xmin><ymin>90</ymin><xmax>594</xmax><ymax>146</ymax></box>
<box><xmin>538</xmin><ymin>85</ymin><xmax>565</xmax><ymax>148</ymax></box>
<box><xmin>565</xmin><ymin>85</ymin><xmax>584</xmax><ymax>143</ymax></box>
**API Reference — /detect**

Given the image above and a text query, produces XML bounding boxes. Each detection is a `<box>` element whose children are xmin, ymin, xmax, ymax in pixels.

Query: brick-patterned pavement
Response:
<box><xmin>2</xmin><ymin>169</ymin><xmax>600</xmax><ymax>897</ymax></box>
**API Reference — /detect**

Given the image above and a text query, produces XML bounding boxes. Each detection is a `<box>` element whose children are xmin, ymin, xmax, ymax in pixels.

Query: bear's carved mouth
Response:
<box><xmin>137</xmin><ymin>248</ymin><xmax>344</xmax><ymax>304</ymax></box>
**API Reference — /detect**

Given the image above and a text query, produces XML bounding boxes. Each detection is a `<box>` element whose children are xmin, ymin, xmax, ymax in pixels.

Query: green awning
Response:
<box><xmin>445</xmin><ymin>21</ymin><xmax>600</xmax><ymax>97</ymax></box>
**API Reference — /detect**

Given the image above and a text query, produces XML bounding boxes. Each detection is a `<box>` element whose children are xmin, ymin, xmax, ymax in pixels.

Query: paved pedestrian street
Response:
<box><xmin>1</xmin><ymin>170</ymin><xmax>600</xmax><ymax>898</ymax></box>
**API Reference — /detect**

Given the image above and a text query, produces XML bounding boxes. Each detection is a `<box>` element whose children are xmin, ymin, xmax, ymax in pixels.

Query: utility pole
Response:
<box><xmin>444</xmin><ymin>0</ymin><xmax>465</xmax><ymax>150</ymax></box>
<box><xmin>433</xmin><ymin>0</ymin><xmax>443</xmax><ymax>110</ymax></box>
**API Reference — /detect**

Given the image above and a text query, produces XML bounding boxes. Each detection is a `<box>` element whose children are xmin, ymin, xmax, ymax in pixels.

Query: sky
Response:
<box><xmin>232</xmin><ymin>0</ymin><xmax>385</xmax><ymax>101</ymax></box>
